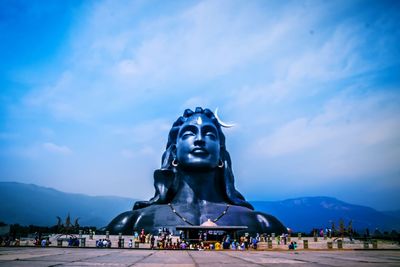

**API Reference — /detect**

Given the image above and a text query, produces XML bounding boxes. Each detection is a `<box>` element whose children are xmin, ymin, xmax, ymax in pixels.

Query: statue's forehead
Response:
<box><xmin>183</xmin><ymin>114</ymin><xmax>214</xmax><ymax>126</ymax></box>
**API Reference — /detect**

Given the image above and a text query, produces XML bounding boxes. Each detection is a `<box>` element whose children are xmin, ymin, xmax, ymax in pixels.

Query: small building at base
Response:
<box><xmin>176</xmin><ymin>220</ymin><xmax>248</xmax><ymax>243</ymax></box>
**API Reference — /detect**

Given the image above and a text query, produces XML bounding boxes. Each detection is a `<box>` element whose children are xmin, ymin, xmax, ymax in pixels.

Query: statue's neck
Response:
<box><xmin>172</xmin><ymin>169</ymin><xmax>225</xmax><ymax>204</ymax></box>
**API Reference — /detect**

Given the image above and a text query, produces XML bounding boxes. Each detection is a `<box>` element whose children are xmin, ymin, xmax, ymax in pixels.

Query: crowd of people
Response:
<box><xmin>3</xmin><ymin>225</ymin><xmax>368</xmax><ymax>250</ymax></box>
<box><xmin>288</xmin><ymin>241</ymin><xmax>298</xmax><ymax>250</ymax></box>
<box><xmin>120</xmin><ymin>228</ymin><xmax>266</xmax><ymax>250</ymax></box>
<box><xmin>96</xmin><ymin>238</ymin><xmax>112</xmax><ymax>248</ymax></box>
<box><xmin>67</xmin><ymin>236</ymin><xmax>80</xmax><ymax>247</ymax></box>
<box><xmin>0</xmin><ymin>236</ymin><xmax>19</xmax><ymax>246</ymax></box>
<box><xmin>34</xmin><ymin>236</ymin><xmax>51</xmax><ymax>247</ymax></box>
<box><xmin>142</xmin><ymin>230</ymin><xmax>302</xmax><ymax>251</ymax></box>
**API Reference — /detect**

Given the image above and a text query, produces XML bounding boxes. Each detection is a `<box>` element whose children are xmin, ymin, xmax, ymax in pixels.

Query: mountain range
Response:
<box><xmin>1</xmin><ymin>182</ymin><xmax>399</xmax><ymax>232</ymax></box>
<box><xmin>0</xmin><ymin>182</ymin><xmax>135</xmax><ymax>227</ymax></box>
<box><xmin>252</xmin><ymin>198</ymin><xmax>400</xmax><ymax>232</ymax></box>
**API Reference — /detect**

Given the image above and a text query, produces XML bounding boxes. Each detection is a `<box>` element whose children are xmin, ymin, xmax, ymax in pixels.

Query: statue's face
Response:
<box><xmin>176</xmin><ymin>114</ymin><xmax>220</xmax><ymax>170</ymax></box>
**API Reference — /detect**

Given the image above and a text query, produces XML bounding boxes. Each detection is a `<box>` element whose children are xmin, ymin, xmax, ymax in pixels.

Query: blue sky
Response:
<box><xmin>1</xmin><ymin>0</ymin><xmax>399</xmax><ymax>210</ymax></box>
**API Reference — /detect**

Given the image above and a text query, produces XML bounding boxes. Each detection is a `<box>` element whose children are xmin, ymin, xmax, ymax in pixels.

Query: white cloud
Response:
<box><xmin>120</xmin><ymin>148</ymin><xmax>134</xmax><ymax>159</ymax></box>
<box><xmin>121</xmin><ymin>146</ymin><xmax>157</xmax><ymax>159</ymax></box>
<box><xmin>250</xmin><ymin>91</ymin><xmax>400</xmax><ymax>177</ymax></box>
<box><xmin>4</xmin><ymin>1</ymin><xmax>399</xmax><ymax>208</ymax></box>
<box><xmin>40</xmin><ymin>128</ymin><xmax>55</xmax><ymax>137</ymax></box>
<box><xmin>23</xmin><ymin>1</ymin><xmax>328</xmax><ymax>120</ymax></box>
<box><xmin>111</xmin><ymin>119</ymin><xmax>171</xmax><ymax>145</ymax></box>
<box><xmin>43</xmin><ymin>142</ymin><xmax>72</xmax><ymax>155</ymax></box>
<box><xmin>139</xmin><ymin>146</ymin><xmax>157</xmax><ymax>157</ymax></box>
<box><xmin>181</xmin><ymin>97</ymin><xmax>211</xmax><ymax>111</ymax></box>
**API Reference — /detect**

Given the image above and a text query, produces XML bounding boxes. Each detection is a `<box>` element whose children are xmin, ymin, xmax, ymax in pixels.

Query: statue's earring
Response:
<box><xmin>172</xmin><ymin>159</ymin><xmax>179</xmax><ymax>167</ymax></box>
<box><xmin>218</xmin><ymin>159</ymin><xmax>224</xmax><ymax>168</ymax></box>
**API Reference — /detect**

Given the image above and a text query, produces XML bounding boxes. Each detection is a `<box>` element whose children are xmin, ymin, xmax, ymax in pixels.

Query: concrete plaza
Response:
<box><xmin>0</xmin><ymin>247</ymin><xmax>399</xmax><ymax>267</ymax></box>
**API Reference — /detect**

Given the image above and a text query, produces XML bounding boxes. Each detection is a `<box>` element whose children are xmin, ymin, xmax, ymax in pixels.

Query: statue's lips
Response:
<box><xmin>191</xmin><ymin>148</ymin><xmax>209</xmax><ymax>155</ymax></box>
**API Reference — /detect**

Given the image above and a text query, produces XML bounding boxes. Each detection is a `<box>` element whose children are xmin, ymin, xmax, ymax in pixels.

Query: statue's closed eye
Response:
<box><xmin>182</xmin><ymin>131</ymin><xmax>195</xmax><ymax>138</ymax></box>
<box><xmin>205</xmin><ymin>132</ymin><xmax>217</xmax><ymax>140</ymax></box>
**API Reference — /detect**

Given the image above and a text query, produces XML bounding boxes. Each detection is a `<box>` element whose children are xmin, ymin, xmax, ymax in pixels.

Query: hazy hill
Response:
<box><xmin>1</xmin><ymin>182</ymin><xmax>399</xmax><ymax>232</ymax></box>
<box><xmin>252</xmin><ymin>197</ymin><xmax>400</xmax><ymax>232</ymax></box>
<box><xmin>0</xmin><ymin>182</ymin><xmax>136</xmax><ymax>227</ymax></box>
<box><xmin>382</xmin><ymin>210</ymin><xmax>400</xmax><ymax>219</ymax></box>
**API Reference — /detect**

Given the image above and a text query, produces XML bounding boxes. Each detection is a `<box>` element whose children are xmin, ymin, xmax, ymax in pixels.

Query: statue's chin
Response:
<box><xmin>179</xmin><ymin>162</ymin><xmax>217</xmax><ymax>172</ymax></box>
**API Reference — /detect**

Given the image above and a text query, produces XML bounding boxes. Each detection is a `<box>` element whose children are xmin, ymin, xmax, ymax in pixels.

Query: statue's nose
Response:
<box><xmin>194</xmin><ymin>134</ymin><xmax>205</xmax><ymax>146</ymax></box>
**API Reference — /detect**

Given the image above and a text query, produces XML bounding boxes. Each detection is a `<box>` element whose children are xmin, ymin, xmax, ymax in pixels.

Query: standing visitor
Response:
<box><xmin>150</xmin><ymin>235</ymin><xmax>155</xmax><ymax>249</ymax></box>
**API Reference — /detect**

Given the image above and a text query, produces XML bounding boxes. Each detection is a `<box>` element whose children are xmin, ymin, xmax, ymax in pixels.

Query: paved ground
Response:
<box><xmin>0</xmin><ymin>247</ymin><xmax>399</xmax><ymax>267</ymax></box>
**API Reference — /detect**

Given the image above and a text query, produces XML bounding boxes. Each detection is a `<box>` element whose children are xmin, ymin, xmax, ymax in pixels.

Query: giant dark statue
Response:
<box><xmin>107</xmin><ymin>107</ymin><xmax>286</xmax><ymax>235</ymax></box>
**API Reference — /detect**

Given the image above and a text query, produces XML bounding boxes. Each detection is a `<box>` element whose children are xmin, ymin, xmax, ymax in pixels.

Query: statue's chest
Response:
<box><xmin>164</xmin><ymin>203</ymin><xmax>234</xmax><ymax>226</ymax></box>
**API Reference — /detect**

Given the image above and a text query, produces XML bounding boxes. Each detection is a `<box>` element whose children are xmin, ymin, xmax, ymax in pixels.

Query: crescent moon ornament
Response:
<box><xmin>214</xmin><ymin>108</ymin><xmax>235</xmax><ymax>128</ymax></box>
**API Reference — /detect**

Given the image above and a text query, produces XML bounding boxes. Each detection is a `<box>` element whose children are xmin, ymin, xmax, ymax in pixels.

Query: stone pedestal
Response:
<box><xmin>257</xmin><ymin>242</ymin><xmax>267</xmax><ymax>250</ymax></box>
<box><xmin>79</xmin><ymin>238</ymin><xmax>86</xmax><ymax>247</ymax></box>
<box><xmin>337</xmin><ymin>239</ymin><xmax>343</xmax><ymax>249</ymax></box>
<box><xmin>118</xmin><ymin>238</ymin><xmax>124</xmax><ymax>248</ymax></box>
<box><xmin>327</xmin><ymin>241</ymin><xmax>333</xmax><ymax>249</ymax></box>
<box><xmin>303</xmin><ymin>239</ymin><xmax>308</xmax><ymax>249</ymax></box>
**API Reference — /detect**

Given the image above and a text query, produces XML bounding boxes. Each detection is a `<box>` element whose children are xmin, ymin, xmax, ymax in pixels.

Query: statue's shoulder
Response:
<box><xmin>107</xmin><ymin>210</ymin><xmax>141</xmax><ymax>234</ymax></box>
<box><xmin>253</xmin><ymin>210</ymin><xmax>287</xmax><ymax>234</ymax></box>
<box><xmin>253</xmin><ymin>210</ymin><xmax>279</xmax><ymax>220</ymax></box>
<box><xmin>107</xmin><ymin>204</ymin><xmax>172</xmax><ymax>234</ymax></box>
<box><xmin>221</xmin><ymin>204</ymin><xmax>257</xmax><ymax>222</ymax></box>
<box><xmin>225</xmin><ymin>206</ymin><xmax>287</xmax><ymax>234</ymax></box>
<box><xmin>132</xmin><ymin>204</ymin><xmax>171</xmax><ymax>221</ymax></box>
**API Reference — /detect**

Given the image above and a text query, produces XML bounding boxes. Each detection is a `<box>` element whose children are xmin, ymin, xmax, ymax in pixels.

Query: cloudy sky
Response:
<box><xmin>1</xmin><ymin>0</ymin><xmax>399</xmax><ymax>211</ymax></box>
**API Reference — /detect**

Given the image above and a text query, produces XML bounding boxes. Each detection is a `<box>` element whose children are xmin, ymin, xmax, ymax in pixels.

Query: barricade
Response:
<box><xmin>79</xmin><ymin>238</ymin><xmax>86</xmax><ymax>247</ymax></box>
<box><xmin>56</xmin><ymin>238</ymin><xmax>71</xmax><ymax>247</ymax></box>
<box><xmin>337</xmin><ymin>239</ymin><xmax>343</xmax><ymax>249</ymax></box>
<box><xmin>118</xmin><ymin>238</ymin><xmax>124</xmax><ymax>248</ymax></box>
<box><xmin>303</xmin><ymin>239</ymin><xmax>308</xmax><ymax>249</ymax></box>
<box><xmin>372</xmin><ymin>240</ymin><xmax>378</xmax><ymax>249</ymax></box>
